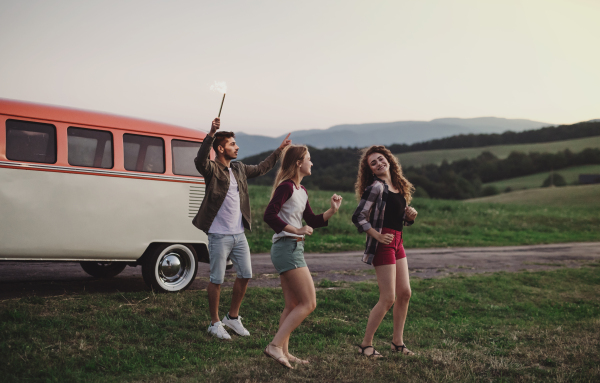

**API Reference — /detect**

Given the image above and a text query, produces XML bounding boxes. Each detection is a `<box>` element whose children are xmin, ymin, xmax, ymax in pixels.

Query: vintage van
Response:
<box><xmin>0</xmin><ymin>98</ymin><xmax>216</xmax><ymax>292</ymax></box>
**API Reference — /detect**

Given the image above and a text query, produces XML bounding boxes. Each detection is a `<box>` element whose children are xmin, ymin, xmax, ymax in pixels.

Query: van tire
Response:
<box><xmin>142</xmin><ymin>243</ymin><xmax>198</xmax><ymax>293</ymax></box>
<box><xmin>80</xmin><ymin>262</ymin><xmax>127</xmax><ymax>278</ymax></box>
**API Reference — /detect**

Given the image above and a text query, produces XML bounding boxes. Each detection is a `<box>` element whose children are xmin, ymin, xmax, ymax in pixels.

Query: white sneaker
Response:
<box><xmin>222</xmin><ymin>314</ymin><xmax>250</xmax><ymax>336</ymax></box>
<box><xmin>207</xmin><ymin>321</ymin><xmax>231</xmax><ymax>340</ymax></box>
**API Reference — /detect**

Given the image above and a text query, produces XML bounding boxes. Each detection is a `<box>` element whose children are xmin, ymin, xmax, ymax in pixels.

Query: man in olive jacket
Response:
<box><xmin>193</xmin><ymin>117</ymin><xmax>291</xmax><ymax>340</ymax></box>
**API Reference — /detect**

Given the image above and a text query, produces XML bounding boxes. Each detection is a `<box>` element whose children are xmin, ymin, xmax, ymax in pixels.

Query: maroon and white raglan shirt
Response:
<box><xmin>263</xmin><ymin>180</ymin><xmax>328</xmax><ymax>243</ymax></box>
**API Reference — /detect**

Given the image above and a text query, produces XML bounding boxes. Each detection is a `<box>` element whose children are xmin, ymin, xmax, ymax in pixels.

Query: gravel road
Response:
<box><xmin>1</xmin><ymin>242</ymin><xmax>599</xmax><ymax>299</ymax></box>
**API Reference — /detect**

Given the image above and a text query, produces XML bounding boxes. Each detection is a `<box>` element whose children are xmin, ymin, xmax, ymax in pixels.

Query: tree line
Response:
<box><xmin>242</xmin><ymin>121</ymin><xmax>600</xmax><ymax>199</ymax></box>
<box><xmin>388</xmin><ymin>121</ymin><xmax>600</xmax><ymax>154</ymax></box>
<box><xmin>244</xmin><ymin>146</ymin><xmax>600</xmax><ymax>200</ymax></box>
<box><xmin>404</xmin><ymin>148</ymin><xmax>600</xmax><ymax>199</ymax></box>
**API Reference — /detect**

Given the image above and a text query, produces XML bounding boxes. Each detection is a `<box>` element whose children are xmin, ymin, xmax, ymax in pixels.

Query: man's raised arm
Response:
<box><xmin>194</xmin><ymin>118</ymin><xmax>220</xmax><ymax>178</ymax></box>
<box><xmin>244</xmin><ymin>133</ymin><xmax>291</xmax><ymax>179</ymax></box>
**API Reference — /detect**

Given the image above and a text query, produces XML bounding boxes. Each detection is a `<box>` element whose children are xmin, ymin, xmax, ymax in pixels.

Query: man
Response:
<box><xmin>193</xmin><ymin>117</ymin><xmax>291</xmax><ymax>339</ymax></box>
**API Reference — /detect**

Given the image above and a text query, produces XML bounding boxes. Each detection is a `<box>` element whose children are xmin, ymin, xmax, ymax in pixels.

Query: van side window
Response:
<box><xmin>6</xmin><ymin>119</ymin><xmax>57</xmax><ymax>164</ymax></box>
<box><xmin>172</xmin><ymin>139</ymin><xmax>202</xmax><ymax>177</ymax></box>
<box><xmin>123</xmin><ymin>134</ymin><xmax>165</xmax><ymax>173</ymax></box>
<box><xmin>68</xmin><ymin>127</ymin><xmax>113</xmax><ymax>169</ymax></box>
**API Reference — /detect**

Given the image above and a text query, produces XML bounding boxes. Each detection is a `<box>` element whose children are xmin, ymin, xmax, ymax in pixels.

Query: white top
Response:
<box><xmin>208</xmin><ymin>168</ymin><xmax>245</xmax><ymax>235</ymax></box>
<box><xmin>272</xmin><ymin>184</ymin><xmax>308</xmax><ymax>242</ymax></box>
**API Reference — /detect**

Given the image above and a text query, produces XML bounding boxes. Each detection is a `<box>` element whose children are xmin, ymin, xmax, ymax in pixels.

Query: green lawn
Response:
<box><xmin>247</xmin><ymin>185</ymin><xmax>600</xmax><ymax>253</ymax></box>
<box><xmin>466</xmin><ymin>184</ymin><xmax>600</xmax><ymax>207</ymax></box>
<box><xmin>395</xmin><ymin>135</ymin><xmax>600</xmax><ymax>167</ymax></box>
<box><xmin>483</xmin><ymin>164</ymin><xmax>600</xmax><ymax>191</ymax></box>
<box><xmin>2</xmin><ymin>266</ymin><xmax>599</xmax><ymax>382</ymax></box>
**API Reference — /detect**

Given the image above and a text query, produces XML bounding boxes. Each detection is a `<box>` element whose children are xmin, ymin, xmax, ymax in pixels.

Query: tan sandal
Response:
<box><xmin>287</xmin><ymin>353</ymin><xmax>309</xmax><ymax>365</ymax></box>
<box><xmin>264</xmin><ymin>344</ymin><xmax>293</xmax><ymax>369</ymax></box>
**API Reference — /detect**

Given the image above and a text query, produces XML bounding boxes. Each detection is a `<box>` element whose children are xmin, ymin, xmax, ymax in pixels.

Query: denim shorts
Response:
<box><xmin>208</xmin><ymin>233</ymin><xmax>252</xmax><ymax>284</ymax></box>
<box><xmin>270</xmin><ymin>237</ymin><xmax>306</xmax><ymax>274</ymax></box>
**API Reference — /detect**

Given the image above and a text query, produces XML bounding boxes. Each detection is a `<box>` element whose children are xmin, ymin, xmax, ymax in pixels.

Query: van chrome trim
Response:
<box><xmin>0</xmin><ymin>161</ymin><xmax>205</xmax><ymax>184</ymax></box>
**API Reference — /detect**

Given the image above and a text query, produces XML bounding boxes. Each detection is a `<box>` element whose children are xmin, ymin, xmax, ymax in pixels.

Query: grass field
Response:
<box><xmin>466</xmin><ymin>184</ymin><xmax>600</xmax><ymax>206</ymax></box>
<box><xmin>2</xmin><ymin>266</ymin><xmax>599</xmax><ymax>382</ymax></box>
<box><xmin>247</xmin><ymin>185</ymin><xmax>600</xmax><ymax>253</ymax></box>
<box><xmin>395</xmin><ymin>135</ymin><xmax>600</xmax><ymax>167</ymax></box>
<box><xmin>482</xmin><ymin>164</ymin><xmax>600</xmax><ymax>191</ymax></box>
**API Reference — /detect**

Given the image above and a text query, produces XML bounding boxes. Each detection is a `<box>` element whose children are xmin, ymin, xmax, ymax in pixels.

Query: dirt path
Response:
<box><xmin>1</xmin><ymin>242</ymin><xmax>599</xmax><ymax>299</ymax></box>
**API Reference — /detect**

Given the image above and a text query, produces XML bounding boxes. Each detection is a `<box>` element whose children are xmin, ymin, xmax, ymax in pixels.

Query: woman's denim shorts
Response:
<box><xmin>270</xmin><ymin>236</ymin><xmax>306</xmax><ymax>274</ymax></box>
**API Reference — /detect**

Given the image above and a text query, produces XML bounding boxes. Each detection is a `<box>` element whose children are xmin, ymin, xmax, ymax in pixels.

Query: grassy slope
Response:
<box><xmin>247</xmin><ymin>185</ymin><xmax>600</xmax><ymax>254</ymax></box>
<box><xmin>1</xmin><ymin>266</ymin><xmax>599</xmax><ymax>382</ymax></box>
<box><xmin>483</xmin><ymin>164</ymin><xmax>600</xmax><ymax>191</ymax></box>
<box><xmin>395</xmin><ymin>135</ymin><xmax>600</xmax><ymax>167</ymax></box>
<box><xmin>466</xmin><ymin>184</ymin><xmax>600</xmax><ymax>206</ymax></box>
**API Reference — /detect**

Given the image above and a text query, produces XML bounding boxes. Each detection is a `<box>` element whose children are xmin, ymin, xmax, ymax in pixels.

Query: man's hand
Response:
<box><xmin>405</xmin><ymin>206</ymin><xmax>418</xmax><ymax>221</ymax></box>
<box><xmin>330</xmin><ymin>194</ymin><xmax>343</xmax><ymax>212</ymax></box>
<box><xmin>279</xmin><ymin>133</ymin><xmax>292</xmax><ymax>150</ymax></box>
<box><xmin>209</xmin><ymin>117</ymin><xmax>220</xmax><ymax>137</ymax></box>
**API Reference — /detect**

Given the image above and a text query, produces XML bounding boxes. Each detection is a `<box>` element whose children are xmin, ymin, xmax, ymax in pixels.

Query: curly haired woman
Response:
<box><xmin>351</xmin><ymin>145</ymin><xmax>418</xmax><ymax>358</ymax></box>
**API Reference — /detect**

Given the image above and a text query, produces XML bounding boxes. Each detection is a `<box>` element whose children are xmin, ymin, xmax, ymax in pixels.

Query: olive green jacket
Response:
<box><xmin>192</xmin><ymin>134</ymin><xmax>282</xmax><ymax>234</ymax></box>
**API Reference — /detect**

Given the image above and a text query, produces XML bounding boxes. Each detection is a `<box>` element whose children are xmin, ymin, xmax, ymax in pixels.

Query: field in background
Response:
<box><xmin>395</xmin><ymin>135</ymin><xmax>600</xmax><ymax>167</ymax></box>
<box><xmin>483</xmin><ymin>164</ymin><xmax>600</xmax><ymax>191</ymax></box>
<box><xmin>247</xmin><ymin>185</ymin><xmax>600</xmax><ymax>253</ymax></box>
<box><xmin>466</xmin><ymin>184</ymin><xmax>600</xmax><ymax>206</ymax></box>
<box><xmin>2</xmin><ymin>266</ymin><xmax>599</xmax><ymax>382</ymax></box>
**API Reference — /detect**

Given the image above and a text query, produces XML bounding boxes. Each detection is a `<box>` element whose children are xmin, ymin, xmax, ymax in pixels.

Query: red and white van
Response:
<box><xmin>0</xmin><ymin>98</ymin><xmax>213</xmax><ymax>292</ymax></box>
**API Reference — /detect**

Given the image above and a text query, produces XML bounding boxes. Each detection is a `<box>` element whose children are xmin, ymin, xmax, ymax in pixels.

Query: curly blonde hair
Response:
<box><xmin>354</xmin><ymin>145</ymin><xmax>414</xmax><ymax>204</ymax></box>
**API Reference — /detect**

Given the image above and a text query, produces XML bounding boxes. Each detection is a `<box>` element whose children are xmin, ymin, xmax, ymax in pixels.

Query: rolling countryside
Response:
<box><xmin>483</xmin><ymin>164</ymin><xmax>600</xmax><ymax>191</ymax></box>
<box><xmin>395</xmin><ymin>135</ymin><xmax>600</xmax><ymax>167</ymax></box>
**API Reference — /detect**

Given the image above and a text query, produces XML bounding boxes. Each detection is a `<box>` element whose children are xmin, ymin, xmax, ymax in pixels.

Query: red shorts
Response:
<box><xmin>372</xmin><ymin>228</ymin><xmax>406</xmax><ymax>266</ymax></box>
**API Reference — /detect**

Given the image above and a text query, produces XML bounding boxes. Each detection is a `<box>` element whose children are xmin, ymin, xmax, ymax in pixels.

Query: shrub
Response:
<box><xmin>542</xmin><ymin>173</ymin><xmax>567</xmax><ymax>187</ymax></box>
<box><xmin>481</xmin><ymin>185</ymin><xmax>499</xmax><ymax>196</ymax></box>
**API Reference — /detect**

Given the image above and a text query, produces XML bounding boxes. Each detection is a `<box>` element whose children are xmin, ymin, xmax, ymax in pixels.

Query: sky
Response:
<box><xmin>0</xmin><ymin>0</ymin><xmax>598</xmax><ymax>137</ymax></box>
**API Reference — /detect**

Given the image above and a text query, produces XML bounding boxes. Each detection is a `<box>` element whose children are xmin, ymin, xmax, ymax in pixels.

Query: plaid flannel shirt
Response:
<box><xmin>351</xmin><ymin>177</ymin><xmax>414</xmax><ymax>265</ymax></box>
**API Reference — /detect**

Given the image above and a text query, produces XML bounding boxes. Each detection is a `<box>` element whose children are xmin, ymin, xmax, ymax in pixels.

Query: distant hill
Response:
<box><xmin>235</xmin><ymin>117</ymin><xmax>550</xmax><ymax>158</ymax></box>
<box><xmin>396</xmin><ymin>135</ymin><xmax>600</xmax><ymax>167</ymax></box>
<box><xmin>242</xmin><ymin>120</ymin><xmax>600</xmax><ymax>200</ymax></box>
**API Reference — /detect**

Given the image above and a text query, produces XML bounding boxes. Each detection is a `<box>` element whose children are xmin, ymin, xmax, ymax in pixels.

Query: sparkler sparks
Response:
<box><xmin>210</xmin><ymin>81</ymin><xmax>227</xmax><ymax>94</ymax></box>
<box><xmin>210</xmin><ymin>81</ymin><xmax>227</xmax><ymax>117</ymax></box>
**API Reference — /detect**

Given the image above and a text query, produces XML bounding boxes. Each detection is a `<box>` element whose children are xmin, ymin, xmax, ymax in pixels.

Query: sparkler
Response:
<box><xmin>210</xmin><ymin>81</ymin><xmax>227</xmax><ymax>118</ymax></box>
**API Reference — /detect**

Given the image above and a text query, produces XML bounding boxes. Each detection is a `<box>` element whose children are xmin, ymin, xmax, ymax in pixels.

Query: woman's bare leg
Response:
<box><xmin>278</xmin><ymin>273</ymin><xmax>299</xmax><ymax>358</ymax></box>
<box><xmin>270</xmin><ymin>267</ymin><xmax>316</xmax><ymax>349</ymax></box>
<box><xmin>392</xmin><ymin>258</ymin><xmax>413</xmax><ymax>353</ymax></box>
<box><xmin>360</xmin><ymin>264</ymin><xmax>396</xmax><ymax>355</ymax></box>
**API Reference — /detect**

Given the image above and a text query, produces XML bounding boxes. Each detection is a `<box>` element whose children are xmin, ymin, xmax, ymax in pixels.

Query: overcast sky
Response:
<box><xmin>1</xmin><ymin>0</ymin><xmax>598</xmax><ymax>136</ymax></box>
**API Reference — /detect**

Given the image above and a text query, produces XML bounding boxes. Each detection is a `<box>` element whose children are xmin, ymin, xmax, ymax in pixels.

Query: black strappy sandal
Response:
<box><xmin>356</xmin><ymin>344</ymin><xmax>383</xmax><ymax>358</ymax></box>
<box><xmin>391</xmin><ymin>342</ymin><xmax>414</xmax><ymax>355</ymax></box>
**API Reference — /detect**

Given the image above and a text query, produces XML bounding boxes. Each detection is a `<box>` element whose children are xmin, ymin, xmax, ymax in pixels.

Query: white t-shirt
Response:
<box><xmin>208</xmin><ymin>168</ymin><xmax>245</xmax><ymax>235</ymax></box>
<box><xmin>272</xmin><ymin>184</ymin><xmax>308</xmax><ymax>242</ymax></box>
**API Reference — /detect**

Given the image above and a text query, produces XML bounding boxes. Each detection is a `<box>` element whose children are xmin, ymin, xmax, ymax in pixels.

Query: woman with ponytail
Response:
<box><xmin>262</xmin><ymin>145</ymin><xmax>342</xmax><ymax>369</ymax></box>
<box><xmin>352</xmin><ymin>145</ymin><xmax>418</xmax><ymax>358</ymax></box>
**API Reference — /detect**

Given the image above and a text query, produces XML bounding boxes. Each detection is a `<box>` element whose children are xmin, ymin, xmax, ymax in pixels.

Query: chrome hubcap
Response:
<box><xmin>160</xmin><ymin>254</ymin><xmax>181</xmax><ymax>278</ymax></box>
<box><xmin>158</xmin><ymin>251</ymin><xmax>188</xmax><ymax>284</ymax></box>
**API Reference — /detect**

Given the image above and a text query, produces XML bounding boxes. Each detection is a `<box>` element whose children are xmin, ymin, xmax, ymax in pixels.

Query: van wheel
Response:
<box><xmin>80</xmin><ymin>262</ymin><xmax>127</xmax><ymax>278</ymax></box>
<box><xmin>142</xmin><ymin>244</ymin><xmax>198</xmax><ymax>292</ymax></box>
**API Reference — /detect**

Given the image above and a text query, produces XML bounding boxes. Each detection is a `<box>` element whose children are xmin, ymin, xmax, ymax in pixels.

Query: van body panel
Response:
<box><xmin>0</xmin><ymin>98</ymin><xmax>210</xmax><ymax>263</ymax></box>
<box><xmin>0</xmin><ymin>165</ymin><xmax>207</xmax><ymax>260</ymax></box>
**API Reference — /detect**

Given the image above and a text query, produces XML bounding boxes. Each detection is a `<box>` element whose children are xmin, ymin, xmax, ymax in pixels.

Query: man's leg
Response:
<box><xmin>229</xmin><ymin>277</ymin><xmax>249</xmax><ymax>318</ymax></box>
<box><xmin>207</xmin><ymin>282</ymin><xmax>222</xmax><ymax>324</ymax></box>
<box><xmin>207</xmin><ymin>234</ymin><xmax>232</xmax><ymax>328</ymax></box>
<box><xmin>222</xmin><ymin>233</ymin><xmax>252</xmax><ymax>336</ymax></box>
<box><xmin>227</xmin><ymin>233</ymin><xmax>253</xmax><ymax>316</ymax></box>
